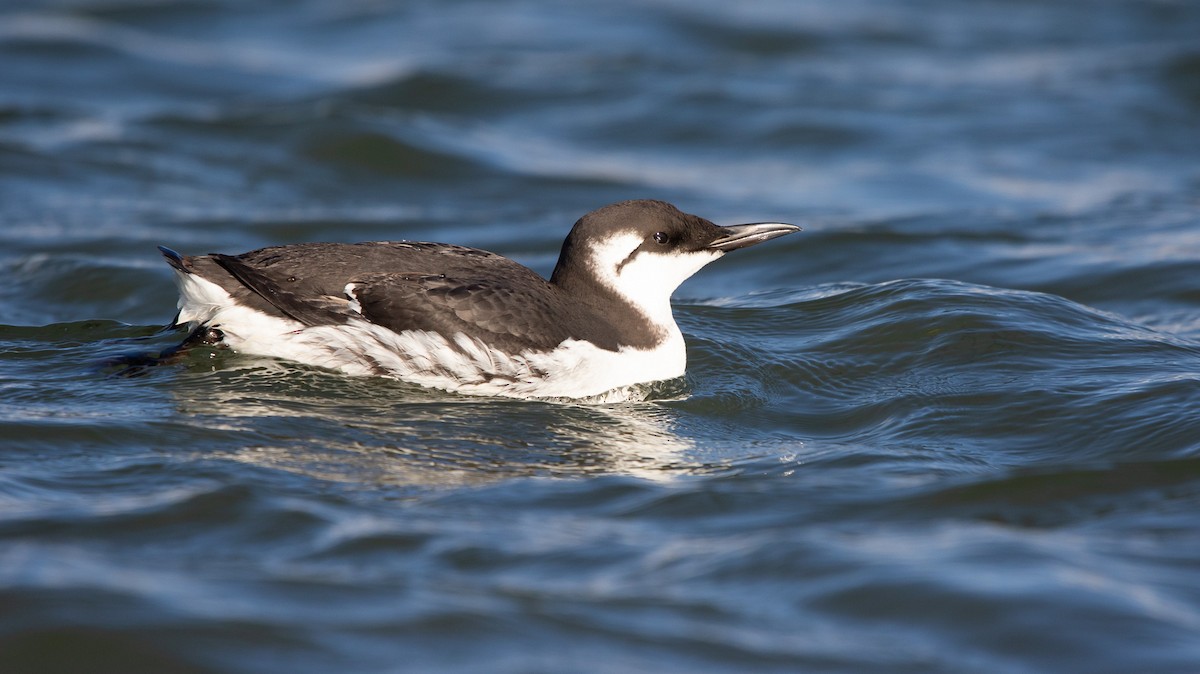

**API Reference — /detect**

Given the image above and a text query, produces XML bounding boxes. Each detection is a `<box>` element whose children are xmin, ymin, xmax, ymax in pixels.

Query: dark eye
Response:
<box><xmin>652</xmin><ymin>231</ymin><xmax>670</xmax><ymax>245</ymax></box>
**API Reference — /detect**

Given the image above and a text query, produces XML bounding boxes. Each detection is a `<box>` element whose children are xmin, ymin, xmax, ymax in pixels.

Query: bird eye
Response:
<box><xmin>652</xmin><ymin>231</ymin><xmax>670</xmax><ymax>245</ymax></box>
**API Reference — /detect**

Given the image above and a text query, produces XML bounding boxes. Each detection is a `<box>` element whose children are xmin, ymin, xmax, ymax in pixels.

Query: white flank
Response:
<box><xmin>171</xmin><ymin>269</ymin><xmax>308</xmax><ymax>357</ymax></box>
<box><xmin>295</xmin><ymin>322</ymin><xmax>688</xmax><ymax>400</ymax></box>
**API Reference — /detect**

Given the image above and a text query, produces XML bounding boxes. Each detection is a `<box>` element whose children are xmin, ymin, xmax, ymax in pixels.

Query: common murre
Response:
<box><xmin>159</xmin><ymin>199</ymin><xmax>799</xmax><ymax>401</ymax></box>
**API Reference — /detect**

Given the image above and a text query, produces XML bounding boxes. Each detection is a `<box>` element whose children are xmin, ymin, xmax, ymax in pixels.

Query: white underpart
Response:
<box><xmin>168</xmin><ymin>244</ymin><xmax>719</xmax><ymax>401</ymax></box>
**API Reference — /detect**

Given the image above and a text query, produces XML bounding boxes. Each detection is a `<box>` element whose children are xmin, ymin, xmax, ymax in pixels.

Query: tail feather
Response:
<box><xmin>158</xmin><ymin>245</ymin><xmax>227</xmax><ymax>327</ymax></box>
<box><xmin>158</xmin><ymin>245</ymin><xmax>190</xmax><ymax>273</ymax></box>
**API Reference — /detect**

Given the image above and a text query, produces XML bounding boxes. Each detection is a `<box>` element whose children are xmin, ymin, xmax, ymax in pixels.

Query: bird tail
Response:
<box><xmin>157</xmin><ymin>245</ymin><xmax>191</xmax><ymax>273</ymax></box>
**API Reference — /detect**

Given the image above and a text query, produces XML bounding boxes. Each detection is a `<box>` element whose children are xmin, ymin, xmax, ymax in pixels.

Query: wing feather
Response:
<box><xmin>179</xmin><ymin>241</ymin><xmax>626</xmax><ymax>352</ymax></box>
<box><xmin>347</xmin><ymin>273</ymin><xmax>581</xmax><ymax>352</ymax></box>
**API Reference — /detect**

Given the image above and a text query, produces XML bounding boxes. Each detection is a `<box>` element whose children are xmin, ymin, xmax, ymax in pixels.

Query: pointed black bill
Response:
<box><xmin>707</xmin><ymin>222</ymin><xmax>802</xmax><ymax>252</ymax></box>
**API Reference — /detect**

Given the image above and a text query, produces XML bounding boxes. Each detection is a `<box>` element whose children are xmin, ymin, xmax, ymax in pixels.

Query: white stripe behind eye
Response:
<box><xmin>588</xmin><ymin>233</ymin><xmax>722</xmax><ymax>330</ymax></box>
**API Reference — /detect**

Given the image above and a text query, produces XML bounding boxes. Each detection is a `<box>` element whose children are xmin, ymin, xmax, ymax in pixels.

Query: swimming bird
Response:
<box><xmin>159</xmin><ymin>199</ymin><xmax>799</xmax><ymax>401</ymax></box>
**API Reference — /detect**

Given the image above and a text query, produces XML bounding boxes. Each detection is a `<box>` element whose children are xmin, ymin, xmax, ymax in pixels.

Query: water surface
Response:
<box><xmin>2</xmin><ymin>1</ymin><xmax>1200</xmax><ymax>672</ymax></box>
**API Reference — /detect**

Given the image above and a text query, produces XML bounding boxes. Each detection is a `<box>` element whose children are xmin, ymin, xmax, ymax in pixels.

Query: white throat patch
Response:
<box><xmin>587</xmin><ymin>233</ymin><xmax>722</xmax><ymax>330</ymax></box>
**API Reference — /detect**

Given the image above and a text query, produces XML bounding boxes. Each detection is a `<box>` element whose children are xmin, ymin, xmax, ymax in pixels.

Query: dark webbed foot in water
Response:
<box><xmin>102</xmin><ymin>324</ymin><xmax>226</xmax><ymax>377</ymax></box>
<box><xmin>181</xmin><ymin>326</ymin><xmax>226</xmax><ymax>347</ymax></box>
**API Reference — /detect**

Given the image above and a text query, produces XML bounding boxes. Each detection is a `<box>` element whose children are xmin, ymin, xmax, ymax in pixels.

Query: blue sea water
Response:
<box><xmin>2</xmin><ymin>1</ymin><xmax>1200</xmax><ymax>672</ymax></box>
